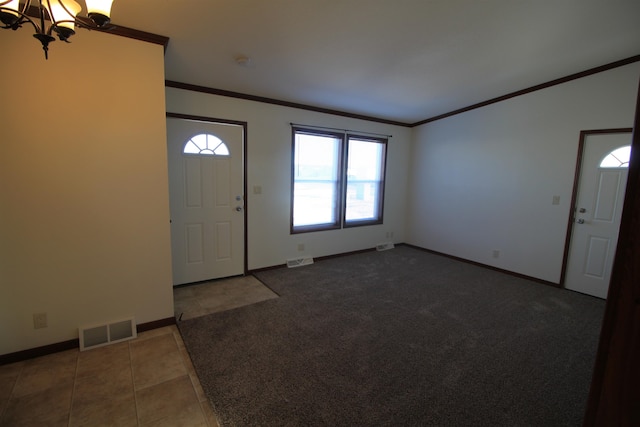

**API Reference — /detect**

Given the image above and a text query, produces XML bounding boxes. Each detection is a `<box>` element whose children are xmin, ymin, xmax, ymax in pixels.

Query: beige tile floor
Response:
<box><xmin>0</xmin><ymin>326</ymin><xmax>217</xmax><ymax>426</ymax></box>
<box><xmin>1</xmin><ymin>275</ymin><xmax>278</xmax><ymax>427</ymax></box>
<box><xmin>174</xmin><ymin>274</ymin><xmax>279</xmax><ymax>320</ymax></box>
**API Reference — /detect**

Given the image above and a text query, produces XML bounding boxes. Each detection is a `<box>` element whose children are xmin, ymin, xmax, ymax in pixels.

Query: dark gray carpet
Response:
<box><xmin>178</xmin><ymin>246</ymin><xmax>605</xmax><ymax>426</ymax></box>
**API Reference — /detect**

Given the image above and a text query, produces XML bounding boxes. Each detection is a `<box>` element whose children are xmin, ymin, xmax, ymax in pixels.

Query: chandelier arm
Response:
<box><xmin>0</xmin><ymin>6</ymin><xmax>43</xmax><ymax>33</ymax></box>
<box><xmin>38</xmin><ymin>0</ymin><xmax>49</xmax><ymax>31</ymax></box>
<box><xmin>74</xmin><ymin>16</ymin><xmax>99</xmax><ymax>31</ymax></box>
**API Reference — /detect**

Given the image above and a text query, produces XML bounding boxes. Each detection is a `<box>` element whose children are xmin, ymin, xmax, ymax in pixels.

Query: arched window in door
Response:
<box><xmin>600</xmin><ymin>145</ymin><xmax>631</xmax><ymax>168</ymax></box>
<box><xmin>183</xmin><ymin>133</ymin><xmax>230</xmax><ymax>156</ymax></box>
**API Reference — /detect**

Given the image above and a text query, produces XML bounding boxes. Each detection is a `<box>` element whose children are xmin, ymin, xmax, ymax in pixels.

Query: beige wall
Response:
<box><xmin>0</xmin><ymin>29</ymin><xmax>173</xmax><ymax>355</ymax></box>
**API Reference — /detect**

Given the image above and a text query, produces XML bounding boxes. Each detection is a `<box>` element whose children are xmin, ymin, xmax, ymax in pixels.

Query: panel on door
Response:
<box><xmin>564</xmin><ymin>132</ymin><xmax>630</xmax><ymax>298</ymax></box>
<box><xmin>167</xmin><ymin>119</ymin><xmax>244</xmax><ymax>285</ymax></box>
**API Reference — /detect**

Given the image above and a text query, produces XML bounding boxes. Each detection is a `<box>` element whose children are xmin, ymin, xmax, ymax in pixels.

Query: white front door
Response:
<box><xmin>167</xmin><ymin>118</ymin><xmax>245</xmax><ymax>285</ymax></box>
<box><xmin>564</xmin><ymin>132</ymin><xmax>631</xmax><ymax>298</ymax></box>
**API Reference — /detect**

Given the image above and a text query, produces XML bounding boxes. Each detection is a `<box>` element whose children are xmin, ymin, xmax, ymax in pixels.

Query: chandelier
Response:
<box><xmin>0</xmin><ymin>0</ymin><xmax>114</xmax><ymax>59</ymax></box>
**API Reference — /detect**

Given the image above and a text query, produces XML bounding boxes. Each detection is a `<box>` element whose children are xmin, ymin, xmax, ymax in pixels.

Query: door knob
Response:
<box><xmin>235</xmin><ymin>206</ymin><xmax>243</xmax><ymax>212</ymax></box>
<box><xmin>577</xmin><ymin>218</ymin><xmax>585</xmax><ymax>224</ymax></box>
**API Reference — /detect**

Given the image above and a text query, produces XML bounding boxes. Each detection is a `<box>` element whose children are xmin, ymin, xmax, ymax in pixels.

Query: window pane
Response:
<box><xmin>345</xmin><ymin>138</ymin><xmax>385</xmax><ymax>223</ymax></box>
<box><xmin>191</xmin><ymin>134</ymin><xmax>207</xmax><ymax>150</ymax></box>
<box><xmin>292</xmin><ymin>131</ymin><xmax>341</xmax><ymax>229</ymax></box>
<box><xmin>294</xmin><ymin>133</ymin><xmax>340</xmax><ymax>181</ymax></box>
<box><xmin>347</xmin><ymin>139</ymin><xmax>382</xmax><ymax>180</ymax></box>
<box><xmin>183</xmin><ymin>134</ymin><xmax>230</xmax><ymax>156</ymax></box>
<box><xmin>345</xmin><ymin>182</ymin><xmax>380</xmax><ymax>220</ymax></box>
<box><xmin>600</xmin><ymin>146</ymin><xmax>631</xmax><ymax>168</ymax></box>
<box><xmin>213</xmin><ymin>143</ymin><xmax>230</xmax><ymax>156</ymax></box>
<box><xmin>293</xmin><ymin>182</ymin><xmax>338</xmax><ymax>226</ymax></box>
<box><xmin>184</xmin><ymin>141</ymin><xmax>201</xmax><ymax>154</ymax></box>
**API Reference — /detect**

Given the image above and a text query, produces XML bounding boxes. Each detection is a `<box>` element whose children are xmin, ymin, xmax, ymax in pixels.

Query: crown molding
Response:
<box><xmin>166</xmin><ymin>55</ymin><xmax>640</xmax><ymax>128</ymax></box>
<box><xmin>411</xmin><ymin>54</ymin><xmax>640</xmax><ymax>127</ymax></box>
<box><xmin>164</xmin><ymin>81</ymin><xmax>412</xmax><ymax>127</ymax></box>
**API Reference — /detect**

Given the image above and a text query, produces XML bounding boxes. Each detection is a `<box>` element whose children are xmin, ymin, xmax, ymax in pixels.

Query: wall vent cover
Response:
<box><xmin>287</xmin><ymin>257</ymin><xmax>314</xmax><ymax>268</ymax></box>
<box><xmin>376</xmin><ymin>242</ymin><xmax>395</xmax><ymax>251</ymax></box>
<box><xmin>79</xmin><ymin>317</ymin><xmax>136</xmax><ymax>351</ymax></box>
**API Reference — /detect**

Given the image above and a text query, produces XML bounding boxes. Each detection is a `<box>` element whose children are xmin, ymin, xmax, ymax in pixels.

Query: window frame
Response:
<box><xmin>290</xmin><ymin>127</ymin><xmax>387</xmax><ymax>234</ymax></box>
<box><xmin>290</xmin><ymin>127</ymin><xmax>344</xmax><ymax>233</ymax></box>
<box><xmin>343</xmin><ymin>134</ymin><xmax>388</xmax><ymax>228</ymax></box>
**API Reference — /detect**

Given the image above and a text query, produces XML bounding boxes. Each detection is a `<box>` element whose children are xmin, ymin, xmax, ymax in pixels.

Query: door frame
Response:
<box><xmin>559</xmin><ymin>127</ymin><xmax>633</xmax><ymax>288</ymax></box>
<box><xmin>166</xmin><ymin>112</ymin><xmax>249</xmax><ymax>276</ymax></box>
<box><xmin>583</xmin><ymin>77</ymin><xmax>640</xmax><ymax>425</ymax></box>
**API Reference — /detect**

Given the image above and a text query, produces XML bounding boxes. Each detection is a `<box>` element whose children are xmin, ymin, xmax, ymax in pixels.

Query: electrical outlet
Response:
<box><xmin>492</xmin><ymin>250</ymin><xmax>500</xmax><ymax>259</ymax></box>
<box><xmin>552</xmin><ymin>195</ymin><xmax>560</xmax><ymax>205</ymax></box>
<box><xmin>33</xmin><ymin>312</ymin><xmax>48</xmax><ymax>329</ymax></box>
<box><xmin>297</xmin><ymin>243</ymin><xmax>305</xmax><ymax>251</ymax></box>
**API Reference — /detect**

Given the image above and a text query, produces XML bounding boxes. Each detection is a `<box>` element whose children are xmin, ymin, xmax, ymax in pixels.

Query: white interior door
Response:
<box><xmin>167</xmin><ymin>118</ymin><xmax>245</xmax><ymax>285</ymax></box>
<box><xmin>564</xmin><ymin>132</ymin><xmax>631</xmax><ymax>298</ymax></box>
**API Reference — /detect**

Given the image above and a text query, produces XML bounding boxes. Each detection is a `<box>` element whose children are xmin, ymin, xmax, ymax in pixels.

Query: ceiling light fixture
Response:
<box><xmin>0</xmin><ymin>0</ymin><xmax>114</xmax><ymax>59</ymax></box>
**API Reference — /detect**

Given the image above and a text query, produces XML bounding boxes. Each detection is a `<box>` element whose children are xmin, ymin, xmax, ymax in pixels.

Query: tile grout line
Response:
<box><xmin>174</xmin><ymin>329</ymin><xmax>205</xmax><ymax>426</ymax></box>
<box><xmin>1</xmin><ymin>362</ymin><xmax>25</xmax><ymax>424</ymax></box>
<box><xmin>66</xmin><ymin>351</ymin><xmax>80</xmax><ymax>427</ymax></box>
<box><xmin>174</xmin><ymin>327</ymin><xmax>216</xmax><ymax>427</ymax></box>
<box><xmin>129</xmin><ymin>341</ymin><xmax>142</xmax><ymax>427</ymax></box>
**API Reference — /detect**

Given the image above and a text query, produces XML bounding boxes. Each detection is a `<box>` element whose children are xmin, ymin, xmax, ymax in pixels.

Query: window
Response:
<box><xmin>600</xmin><ymin>145</ymin><xmax>631</xmax><ymax>168</ymax></box>
<box><xmin>184</xmin><ymin>133</ymin><xmax>230</xmax><ymax>156</ymax></box>
<box><xmin>345</xmin><ymin>137</ymin><xmax>386</xmax><ymax>225</ymax></box>
<box><xmin>292</xmin><ymin>129</ymin><xmax>343</xmax><ymax>231</ymax></box>
<box><xmin>291</xmin><ymin>127</ymin><xmax>387</xmax><ymax>233</ymax></box>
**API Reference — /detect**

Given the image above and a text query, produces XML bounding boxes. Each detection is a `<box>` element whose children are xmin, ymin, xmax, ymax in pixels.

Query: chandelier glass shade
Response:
<box><xmin>0</xmin><ymin>0</ymin><xmax>115</xmax><ymax>58</ymax></box>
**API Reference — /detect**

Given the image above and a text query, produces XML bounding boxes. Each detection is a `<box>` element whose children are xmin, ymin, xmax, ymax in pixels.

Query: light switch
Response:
<box><xmin>552</xmin><ymin>195</ymin><xmax>560</xmax><ymax>205</ymax></box>
<box><xmin>253</xmin><ymin>185</ymin><xmax>262</xmax><ymax>195</ymax></box>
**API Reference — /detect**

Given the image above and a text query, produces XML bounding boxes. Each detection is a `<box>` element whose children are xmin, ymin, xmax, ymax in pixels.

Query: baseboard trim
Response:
<box><xmin>403</xmin><ymin>244</ymin><xmax>560</xmax><ymax>288</ymax></box>
<box><xmin>0</xmin><ymin>339</ymin><xmax>80</xmax><ymax>366</ymax></box>
<box><xmin>0</xmin><ymin>316</ymin><xmax>177</xmax><ymax>365</ymax></box>
<box><xmin>248</xmin><ymin>247</ymin><xmax>377</xmax><ymax>274</ymax></box>
<box><xmin>136</xmin><ymin>317</ymin><xmax>177</xmax><ymax>333</ymax></box>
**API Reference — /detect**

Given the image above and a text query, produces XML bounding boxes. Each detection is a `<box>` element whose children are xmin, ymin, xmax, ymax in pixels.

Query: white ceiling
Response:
<box><xmin>110</xmin><ymin>0</ymin><xmax>640</xmax><ymax>124</ymax></box>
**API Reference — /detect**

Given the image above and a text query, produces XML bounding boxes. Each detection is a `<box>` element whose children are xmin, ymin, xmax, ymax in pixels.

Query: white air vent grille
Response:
<box><xmin>79</xmin><ymin>317</ymin><xmax>136</xmax><ymax>351</ymax></box>
<box><xmin>287</xmin><ymin>257</ymin><xmax>314</xmax><ymax>268</ymax></box>
<box><xmin>376</xmin><ymin>242</ymin><xmax>395</xmax><ymax>251</ymax></box>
